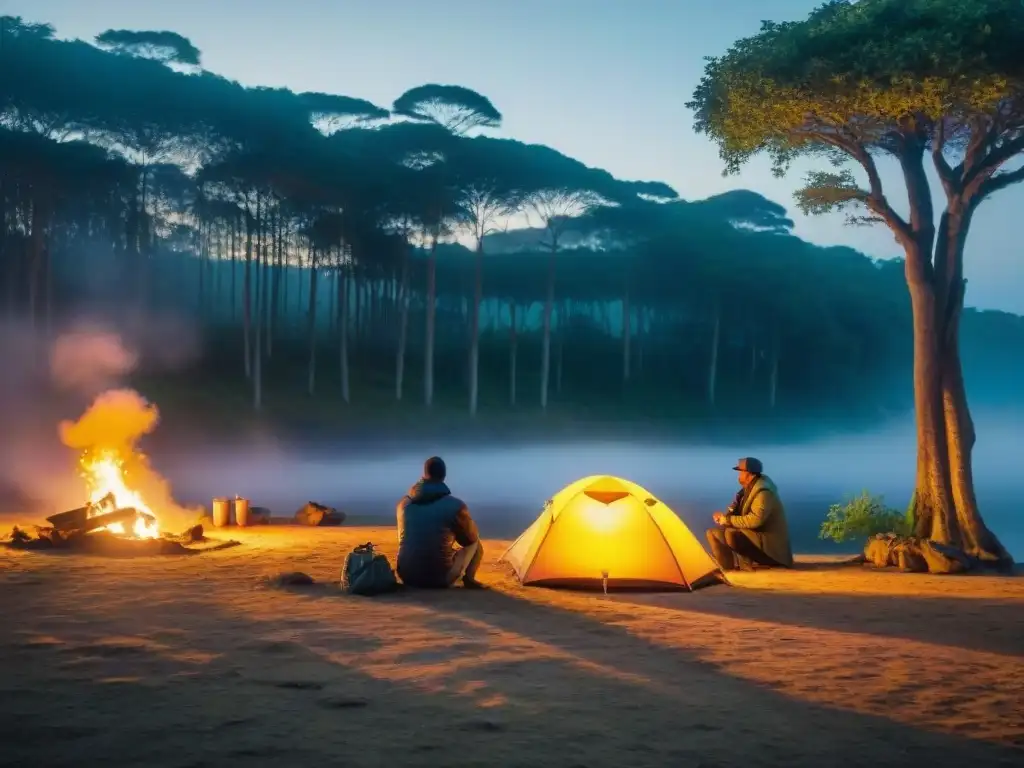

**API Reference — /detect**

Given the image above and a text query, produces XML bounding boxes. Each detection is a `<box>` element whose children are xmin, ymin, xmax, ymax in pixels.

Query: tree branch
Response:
<box><xmin>808</xmin><ymin>132</ymin><xmax>912</xmax><ymax>245</ymax></box>
<box><xmin>961</xmin><ymin>132</ymin><xmax>1024</xmax><ymax>192</ymax></box>
<box><xmin>977</xmin><ymin>164</ymin><xmax>1024</xmax><ymax>201</ymax></box>
<box><xmin>930</xmin><ymin>117</ymin><xmax>960</xmax><ymax>199</ymax></box>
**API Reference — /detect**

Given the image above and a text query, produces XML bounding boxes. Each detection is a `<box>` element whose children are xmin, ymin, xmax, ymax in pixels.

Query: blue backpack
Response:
<box><xmin>341</xmin><ymin>542</ymin><xmax>398</xmax><ymax>596</ymax></box>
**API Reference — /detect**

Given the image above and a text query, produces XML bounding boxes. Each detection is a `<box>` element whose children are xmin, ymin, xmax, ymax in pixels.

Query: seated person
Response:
<box><xmin>396</xmin><ymin>456</ymin><xmax>485</xmax><ymax>589</ymax></box>
<box><xmin>706</xmin><ymin>457</ymin><xmax>794</xmax><ymax>571</ymax></box>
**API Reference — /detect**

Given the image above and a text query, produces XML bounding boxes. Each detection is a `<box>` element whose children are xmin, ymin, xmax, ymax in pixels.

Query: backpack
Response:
<box><xmin>341</xmin><ymin>542</ymin><xmax>398</xmax><ymax>596</ymax></box>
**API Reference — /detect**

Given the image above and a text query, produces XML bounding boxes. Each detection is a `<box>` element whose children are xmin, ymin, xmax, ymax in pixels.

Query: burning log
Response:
<box><xmin>4</xmin><ymin>521</ymin><xmax>238</xmax><ymax>556</ymax></box>
<box><xmin>46</xmin><ymin>502</ymin><xmax>153</xmax><ymax>537</ymax></box>
<box><xmin>46</xmin><ymin>492</ymin><xmax>117</xmax><ymax>532</ymax></box>
<box><xmin>80</xmin><ymin>506</ymin><xmax>155</xmax><ymax>535</ymax></box>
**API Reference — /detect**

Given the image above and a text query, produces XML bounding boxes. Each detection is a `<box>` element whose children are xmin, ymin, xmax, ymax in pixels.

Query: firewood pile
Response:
<box><xmin>3</xmin><ymin>494</ymin><xmax>238</xmax><ymax>556</ymax></box>
<box><xmin>44</xmin><ymin>491</ymin><xmax>157</xmax><ymax>536</ymax></box>
<box><xmin>863</xmin><ymin>533</ymin><xmax>983</xmax><ymax>574</ymax></box>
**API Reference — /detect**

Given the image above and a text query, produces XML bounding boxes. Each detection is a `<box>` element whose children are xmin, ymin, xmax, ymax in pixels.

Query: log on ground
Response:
<box><xmin>862</xmin><ymin>534</ymin><xmax>1005</xmax><ymax>574</ymax></box>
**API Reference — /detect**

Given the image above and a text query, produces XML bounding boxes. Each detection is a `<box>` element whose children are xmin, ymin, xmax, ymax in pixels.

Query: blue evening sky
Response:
<box><xmin>5</xmin><ymin>0</ymin><xmax>1022</xmax><ymax>313</ymax></box>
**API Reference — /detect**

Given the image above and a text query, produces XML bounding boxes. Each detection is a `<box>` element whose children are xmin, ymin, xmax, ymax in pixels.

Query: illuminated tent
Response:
<box><xmin>501</xmin><ymin>475</ymin><xmax>725</xmax><ymax>591</ymax></box>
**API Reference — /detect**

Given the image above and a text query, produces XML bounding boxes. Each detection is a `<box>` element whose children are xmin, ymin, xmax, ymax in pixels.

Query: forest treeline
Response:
<box><xmin>1</xmin><ymin>16</ymin><xmax>1022</xmax><ymax>428</ymax></box>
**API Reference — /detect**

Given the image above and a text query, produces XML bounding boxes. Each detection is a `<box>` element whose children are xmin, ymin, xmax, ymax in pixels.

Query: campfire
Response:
<box><xmin>84</xmin><ymin>449</ymin><xmax>160</xmax><ymax>538</ymax></box>
<box><xmin>45</xmin><ymin>448</ymin><xmax>161</xmax><ymax>540</ymax></box>
<box><xmin>3</xmin><ymin>388</ymin><xmax>238</xmax><ymax>556</ymax></box>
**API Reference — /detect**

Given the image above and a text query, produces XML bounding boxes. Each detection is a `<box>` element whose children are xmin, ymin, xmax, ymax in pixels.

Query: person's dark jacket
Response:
<box><xmin>396</xmin><ymin>479</ymin><xmax>478</xmax><ymax>587</ymax></box>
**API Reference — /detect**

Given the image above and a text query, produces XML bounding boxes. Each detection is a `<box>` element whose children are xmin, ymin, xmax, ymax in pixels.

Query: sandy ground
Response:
<box><xmin>1</xmin><ymin>525</ymin><xmax>1022</xmax><ymax>768</ymax></box>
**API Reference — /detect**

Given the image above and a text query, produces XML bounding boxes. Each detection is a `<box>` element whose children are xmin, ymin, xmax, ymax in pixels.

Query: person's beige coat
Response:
<box><xmin>725</xmin><ymin>474</ymin><xmax>794</xmax><ymax>567</ymax></box>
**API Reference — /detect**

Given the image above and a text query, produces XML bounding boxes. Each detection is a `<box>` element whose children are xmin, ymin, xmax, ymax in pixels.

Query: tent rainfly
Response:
<box><xmin>501</xmin><ymin>475</ymin><xmax>725</xmax><ymax>591</ymax></box>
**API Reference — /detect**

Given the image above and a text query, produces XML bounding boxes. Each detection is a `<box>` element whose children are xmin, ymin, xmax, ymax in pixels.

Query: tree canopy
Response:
<box><xmin>689</xmin><ymin>0</ymin><xmax>1024</xmax><ymax>232</ymax></box>
<box><xmin>1</xmin><ymin>11</ymin><xmax>1022</xmax><ymax>436</ymax></box>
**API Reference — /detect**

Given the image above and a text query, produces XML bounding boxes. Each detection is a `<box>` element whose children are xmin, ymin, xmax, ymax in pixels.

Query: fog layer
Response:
<box><xmin>156</xmin><ymin>411</ymin><xmax>1022</xmax><ymax>557</ymax></box>
<box><xmin>1</xmin><ymin>318</ymin><xmax>1019</xmax><ymax>559</ymax></box>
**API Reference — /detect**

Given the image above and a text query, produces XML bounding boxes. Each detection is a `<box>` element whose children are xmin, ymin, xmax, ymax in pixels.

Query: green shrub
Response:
<box><xmin>818</xmin><ymin>491</ymin><xmax>912</xmax><ymax>544</ymax></box>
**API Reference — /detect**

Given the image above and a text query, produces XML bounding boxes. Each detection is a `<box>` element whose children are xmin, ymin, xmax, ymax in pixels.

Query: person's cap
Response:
<box><xmin>424</xmin><ymin>456</ymin><xmax>446</xmax><ymax>480</ymax></box>
<box><xmin>732</xmin><ymin>457</ymin><xmax>763</xmax><ymax>474</ymax></box>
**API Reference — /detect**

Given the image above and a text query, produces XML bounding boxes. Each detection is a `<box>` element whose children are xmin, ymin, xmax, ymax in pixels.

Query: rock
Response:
<box><xmin>268</xmin><ymin>571</ymin><xmax>315</xmax><ymax>587</ymax></box>
<box><xmin>919</xmin><ymin>540</ymin><xmax>970</xmax><ymax>574</ymax></box>
<box><xmin>864</xmin><ymin>535</ymin><xmax>892</xmax><ymax>568</ymax></box>
<box><xmin>461</xmin><ymin>718</ymin><xmax>505</xmax><ymax>732</ymax></box>
<box><xmin>896</xmin><ymin>546</ymin><xmax>927</xmax><ymax>573</ymax></box>
<box><xmin>294</xmin><ymin>501</ymin><xmax>345</xmax><ymax>527</ymax></box>
<box><xmin>863</xmin><ymin>534</ymin><xmax>977</xmax><ymax>575</ymax></box>
<box><xmin>317</xmin><ymin>696</ymin><xmax>369</xmax><ymax>710</ymax></box>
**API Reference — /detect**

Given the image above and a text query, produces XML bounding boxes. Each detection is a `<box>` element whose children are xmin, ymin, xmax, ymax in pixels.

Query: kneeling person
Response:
<box><xmin>396</xmin><ymin>456</ymin><xmax>485</xmax><ymax>589</ymax></box>
<box><xmin>706</xmin><ymin>457</ymin><xmax>794</xmax><ymax>571</ymax></box>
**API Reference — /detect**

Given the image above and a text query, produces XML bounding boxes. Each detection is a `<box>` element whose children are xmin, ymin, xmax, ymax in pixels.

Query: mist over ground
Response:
<box><xmin>152</xmin><ymin>408</ymin><xmax>1023</xmax><ymax>558</ymax></box>
<box><xmin>0</xmin><ymin>315</ymin><xmax>1020</xmax><ymax>560</ymax></box>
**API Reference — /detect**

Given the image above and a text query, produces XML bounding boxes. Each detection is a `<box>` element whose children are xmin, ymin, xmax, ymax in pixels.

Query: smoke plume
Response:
<box><xmin>49</xmin><ymin>323</ymin><xmax>139</xmax><ymax>395</ymax></box>
<box><xmin>0</xmin><ymin>314</ymin><xmax>199</xmax><ymax>526</ymax></box>
<box><xmin>59</xmin><ymin>388</ymin><xmax>158</xmax><ymax>452</ymax></box>
<box><xmin>58</xmin><ymin>388</ymin><xmax>196</xmax><ymax>531</ymax></box>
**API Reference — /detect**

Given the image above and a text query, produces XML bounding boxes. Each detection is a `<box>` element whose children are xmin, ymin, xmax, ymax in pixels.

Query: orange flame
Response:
<box><xmin>82</xmin><ymin>450</ymin><xmax>160</xmax><ymax>539</ymax></box>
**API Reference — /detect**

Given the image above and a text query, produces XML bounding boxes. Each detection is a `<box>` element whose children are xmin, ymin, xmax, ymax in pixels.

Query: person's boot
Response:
<box><xmin>461</xmin><ymin>576</ymin><xmax>487</xmax><ymax>589</ymax></box>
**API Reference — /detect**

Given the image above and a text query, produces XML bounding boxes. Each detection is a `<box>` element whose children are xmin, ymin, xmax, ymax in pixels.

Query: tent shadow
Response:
<box><xmin>610</xmin><ymin>583</ymin><xmax>1024</xmax><ymax>657</ymax></box>
<box><xmin>6</xmin><ymin>560</ymin><xmax>1021</xmax><ymax>767</ymax></box>
<box><xmin>402</xmin><ymin>587</ymin><xmax>1023</xmax><ymax>758</ymax></box>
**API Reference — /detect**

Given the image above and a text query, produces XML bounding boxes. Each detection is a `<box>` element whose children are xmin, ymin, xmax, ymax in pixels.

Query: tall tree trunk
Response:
<box><xmin>268</xmin><ymin>211</ymin><xmax>283</xmax><ymax>358</ymax></box>
<box><xmin>395</xmin><ymin>248</ymin><xmax>410</xmax><ymax>401</ymax></box>
<box><xmin>934</xmin><ymin>211</ymin><xmax>1011</xmax><ymax>564</ymax></box>
<box><xmin>136</xmin><ymin>163</ymin><xmax>152</xmax><ymax>314</ymax></box>
<box><xmin>468</xmin><ymin>238</ymin><xmax>484</xmax><ymax>416</ymax></box>
<box><xmin>213</xmin><ymin>223</ymin><xmax>222</xmax><ymax>316</ymax></box>
<box><xmin>940</xmin><ymin>308</ymin><xmax>1010</xmax><ymax>563</ymax></box>
<box><xmin>44</xmin><ymin>237</ymin><xmax>52</xmax><ymax>342</ymax></box>
<box><xmin>424</xmin><ymin>232</ymin><xmax>438</xmax><ymax>407</ymax></box>
<box><xmin>28</xmin><ymin>197</ymin><xmax>45</xmax><ymax>334</ymax></box>
<box><xmin>198</xmin><ymin>220</ymin><xmax>206</xmax><ymax>315</ymax></box>
<box><xmin>769</xmin><ymin>326</ymin><xmax>779</xmax><ymax>409</ymax></box>
<box><xmin>329</xmin><ymin>269</ymin><xmax>338</xmax><ymax>336</ymax></box>
<box><xmin>707</xmin><ymin>300</ymin><xmax>721</xmax><ymax>407</ymax></box>
<box><xmin>306</xmin><ymin>245</ymin><xmax>319</xmax><ymax>396</ymax></box>
<box><xmin>339</xmin><ymin>262</ymin><xmax>350</xmax><ymax>404</ymax></box>
<box><xmin>252</xmin><ymin>198</ymin><xmax>264</xmax><ymax>411</ymax></box>
<box><xmin>354</xmin><ymin>275</ymin><xmax>363</xmax><ymax>341</ymax></box>
<box><xmin>508</xmin><ymin>300</ymin><xmax>517</xmax><ymax>407</ymax></box>
<box><xmin>2</xmin><ymin>183</ymin><xmax>15</xmax><ymax>321</ymax></box>
<box><xmin>555</xmin><ymin>334</ymin><xmax>564</xmax><ymax>396</ymax></box>
<box><xmin>539</xmin><ymin>244</ymin><xmax>557</xmax><ymax>409</ymax></box>
<box><xmin>622</xmin><ymin>286</ymin><xmax>631</xmax><ymax>383</ymax></box>
<box><xmin>636</xmin><ymin>306</ymin><xmax>646</xmax><ymax>378</ymax></box>
<box><xmin>282</xmin><ymin>242</ymin><xmax>292</xmax><ymax>334</ymax></box>
<box><xmin>242</xmin><ymin>207</ymin><xmax>253</xmax><ymax>379</ymax></box>
<box><xmin>906</xmin><ymin>272</ymin><xmax>957</xmax><ymax>546</ymax></box>
<box><xmin>230</xmin><ymin>218</ymin><xmax>238</xmax><ymax>323</ymax></box>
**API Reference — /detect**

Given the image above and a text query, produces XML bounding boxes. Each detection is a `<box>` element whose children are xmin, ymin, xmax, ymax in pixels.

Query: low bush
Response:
<box><xmin>819</xmin><ymin>491</ymin><xmax>912</xmax><ymax>544</ymax></box>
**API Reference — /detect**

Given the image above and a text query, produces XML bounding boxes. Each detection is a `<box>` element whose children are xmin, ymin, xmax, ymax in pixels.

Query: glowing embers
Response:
<box><xmin>80</xmin><ymin>450</ymin><xmax>159</xmax><ymax>539</ymax></box>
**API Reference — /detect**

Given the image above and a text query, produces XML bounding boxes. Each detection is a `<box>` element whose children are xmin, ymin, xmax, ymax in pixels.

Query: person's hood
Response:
<box><xmin>406</xmin><ymin>479</ymin><xmax>451</xmax><ymax>505</ymax></box>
